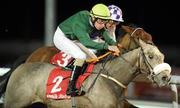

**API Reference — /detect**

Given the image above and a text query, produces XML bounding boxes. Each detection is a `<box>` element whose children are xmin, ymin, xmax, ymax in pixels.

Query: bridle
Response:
<box><xmin>130</xmin><ymin>28</ymin><xmax>158</xmax><ymax>80</ymax></box>
<box><xmin>120</xmin><ymin>39</ymin><xmax>155</xmax><ymax>79</ymax></box>
<box><xmin>100</xmin><ymin>28</ymin><xmax>159</xmax><ymax>88</ymax></box>
<box><xmin>130</xmin><ymin>28</ymin><xmax>170</xmax><ymax>82</ymax></box>
<box><xmin>138</xmin><ymin>45</ymin><xmax>156</xmax><ymax>80</ymax></box>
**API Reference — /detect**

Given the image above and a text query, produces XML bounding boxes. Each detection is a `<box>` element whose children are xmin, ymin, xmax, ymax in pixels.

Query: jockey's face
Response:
<box><xmin>106</xmin><ymin>20</ymin><xmax>120</xmax><ymax>30</ymax></box>
<box><xmin>94</xmin><ymin>19</ymin><xmax>108</xmax><ymax>30</ymax></box>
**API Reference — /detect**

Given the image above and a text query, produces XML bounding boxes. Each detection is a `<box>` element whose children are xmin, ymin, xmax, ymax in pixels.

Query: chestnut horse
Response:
<box><xmin>4</xmin><ymin>39</ymin><xmax>171</xmax><ymax>108</ymax></box>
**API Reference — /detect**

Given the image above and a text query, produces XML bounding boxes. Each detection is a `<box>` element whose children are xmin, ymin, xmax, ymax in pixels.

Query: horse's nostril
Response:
<box><xmin>162</xmin><ymin>76</ymin><xmax>167</xmax><ymax>81</ymax></box>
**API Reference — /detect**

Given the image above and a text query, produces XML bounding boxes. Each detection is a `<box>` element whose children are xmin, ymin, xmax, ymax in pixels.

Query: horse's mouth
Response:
<box><xmin>152</xmin><ymin>63</ymin><xmax>171</xmax><ymax>87</ymax></box>
<box><xmin>154</xmin><ymin>72</ymin><xmax>171</xmax><ymax>87</ymax></box>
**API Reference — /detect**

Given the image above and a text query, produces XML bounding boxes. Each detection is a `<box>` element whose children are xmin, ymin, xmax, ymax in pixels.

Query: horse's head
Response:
<box><xmin>121</xmin><ymin>25</ymin><xmax>152</xmax><ymax>42</ymax></box>
<box><xmin>101</xmin><ymin>24</ymin><xmax>171</xmax><ymax>87</ymax></box>
<box><xmin>138</xmin><ymin>39</ymin><xmax>171</xmax><ymax>87</ymax></box>
<box><xmin>117</xmin><ymin>24</ymin><xmax>153</xmax><ymax>52</ymax></box>
<box><xmin>114</xmin><ymin>24</ymin><xmax>171</xmax><ymax>87</ymax></box>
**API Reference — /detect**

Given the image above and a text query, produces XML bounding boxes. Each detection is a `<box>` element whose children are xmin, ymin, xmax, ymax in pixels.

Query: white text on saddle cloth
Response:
<box><xmin>50</xmin><ymin>51</ymin><xmax>73</xmax><ymax>67</ymax></box>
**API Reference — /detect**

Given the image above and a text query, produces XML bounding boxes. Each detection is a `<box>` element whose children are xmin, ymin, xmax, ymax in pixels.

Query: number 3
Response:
<box><xmin>57</xmin><ymin>53</ymin><xmax>72</xmax><ymax>67</ymax></box>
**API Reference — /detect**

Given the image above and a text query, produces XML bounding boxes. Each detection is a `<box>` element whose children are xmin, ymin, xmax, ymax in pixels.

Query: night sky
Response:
<box><xmin>1</xmin><ymin>0</ymin><xmax>180</xmax><ymax>67</ymax></box>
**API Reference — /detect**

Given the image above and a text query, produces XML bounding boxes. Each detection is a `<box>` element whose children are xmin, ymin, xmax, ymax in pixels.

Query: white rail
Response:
<box><xmin>0</xmin><ymin>68</ymin><xmax>10</xmax><ymax>76</ymax></box>
<box><xmin>170</xmin><ymin>75</ymin><xmax>180</xmax><ymax>108</ymax></box>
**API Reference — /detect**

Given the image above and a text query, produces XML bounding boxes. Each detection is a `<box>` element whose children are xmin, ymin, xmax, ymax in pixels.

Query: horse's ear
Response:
<box><xmin>139</xmin><ymin>39</ymin><xmax>147</xmax><ymax>47</ymax></box>
<box><xmin>144</xmin><ymin>32</ymin><xmax>153</xmax><ymax>42</ymax></box>
<box><xmin>121</xmin><ymin>25</ymin><xmax>133</xmax><ymax>33</ymax></box>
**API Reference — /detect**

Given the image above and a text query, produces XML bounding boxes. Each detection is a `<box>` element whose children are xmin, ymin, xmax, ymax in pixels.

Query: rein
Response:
<box><xmin>85</xmin><ymin>28</ymin><xmax>150</xmax><ymax>91</ymax></box>
<box><xmin>100</xmin><ymin>74</ymin><xmax>126</xmax><ymax>88</ymax></box>
<box><xmin>86</xmin><ymin>52</ymin><xmax>112</xmax><ymax>63</ymax></box>
<box><xmin>90</xmin><ymin>46</ymin><xmax>148</xmax><ymax>90</ymax></box>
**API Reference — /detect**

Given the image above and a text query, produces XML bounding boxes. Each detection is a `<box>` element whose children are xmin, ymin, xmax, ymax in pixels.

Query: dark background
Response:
<box><xmin>1</xmin><ymin>0</ymin><xmax>180</xmax><ymax>67</ymax></box>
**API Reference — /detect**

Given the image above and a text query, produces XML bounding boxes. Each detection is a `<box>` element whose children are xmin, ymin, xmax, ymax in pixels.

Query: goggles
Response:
<box><xmin>96</xmin><ymin>18</ymin><xmax>109</xmax><ymax>25</ymax></box>
<box><xmin>108</xmin><ymin>20</ymin><xmax>120</xmax><ymax>25</ymax></box>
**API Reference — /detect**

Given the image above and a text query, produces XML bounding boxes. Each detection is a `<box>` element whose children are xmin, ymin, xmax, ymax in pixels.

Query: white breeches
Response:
<box><xmin>53</xmin><ymin>27</ymin><xmax>87</xmax><ymax>60</ymax></box>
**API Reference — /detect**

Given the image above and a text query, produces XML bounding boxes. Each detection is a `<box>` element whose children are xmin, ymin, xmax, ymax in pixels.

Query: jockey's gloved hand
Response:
<box><xmin>117</xmin><ymin>44</ymin><xmax>124</xmax><ymax>49</ymax></box>
<box><xmin>108</xmin><ymin>45</ymin><xmax>120</xmax><ymax>56</ymax></box>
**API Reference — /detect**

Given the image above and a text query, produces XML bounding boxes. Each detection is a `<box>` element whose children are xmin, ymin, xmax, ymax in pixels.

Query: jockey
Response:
<box><xmin>106</xmin><ymin>5</ymin><xmax>124</xmax><ymax>42</ymax></box>
<box><xmin>53</xmin><ymin>3</ymin><xmax>120</xmax><ymax>96</ymax></box>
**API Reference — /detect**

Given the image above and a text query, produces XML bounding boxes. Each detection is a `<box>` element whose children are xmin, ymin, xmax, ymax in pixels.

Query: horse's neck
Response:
<box><xmin>93</xmin><ymin>48</ymin><xmax>141</xmax><ymax>87</ymax></box>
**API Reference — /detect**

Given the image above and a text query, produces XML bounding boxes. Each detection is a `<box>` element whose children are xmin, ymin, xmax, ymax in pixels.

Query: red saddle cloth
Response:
<box><xmin>50</xmin><ymin>51</ymin><xmax>73</xmax><ymax>67</ymax></box>
<box><xmin>46</xmin><ymin>63</ymin><xmax>94</xmax><ymax>100</ymax></box>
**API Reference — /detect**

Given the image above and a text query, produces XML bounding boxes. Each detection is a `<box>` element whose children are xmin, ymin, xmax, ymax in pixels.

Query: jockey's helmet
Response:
<box><xmin>90</xmin><ymin>3</ymin><xmax>111</xmax><ymax>20</ymax></box>
<box><xmin>108</xmin><ymin>5</ymin><xmax>124</xmax><ymax>22</ymax></box>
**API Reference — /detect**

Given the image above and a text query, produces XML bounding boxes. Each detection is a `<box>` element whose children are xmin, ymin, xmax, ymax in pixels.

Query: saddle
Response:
<box><xmin>46</xmin><ymin>50</ymin><xmax>112</xmax><ymax>99</ymax></box>
<box><xmin>46</xmin><ymin>51</ymin><xmax>95</xmax><ymax>100</ymax></box>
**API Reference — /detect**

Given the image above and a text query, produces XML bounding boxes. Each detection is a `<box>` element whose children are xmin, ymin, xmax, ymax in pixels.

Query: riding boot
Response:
<box><xmin>66</xmin><ymin>59</ymin><xmax>84</xmax><ymax>96</ymax></box>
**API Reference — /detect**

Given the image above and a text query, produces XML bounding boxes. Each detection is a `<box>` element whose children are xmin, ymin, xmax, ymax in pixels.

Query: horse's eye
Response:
<box><xmin>148</xmin><ymin>55</ymin><xmax>153</xmax><ymax>59</ymax></box>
